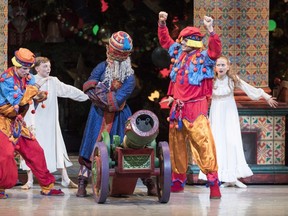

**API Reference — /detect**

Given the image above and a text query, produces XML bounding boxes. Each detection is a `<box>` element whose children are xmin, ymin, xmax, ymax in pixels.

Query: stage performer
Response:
<box><xmin>20</xmin><ymin>56</ymin><xmax>89</xmax><ymax>190</ymax></box>
<box><xmin>198</xmin><ymin>56</ymin><xmax>277</xmax><ymax>188</ymax></box>
<box><xmin>158</xmin><ymin>11</ymin><xmax>222</xmax><ymax>198</ymax></box>
<box><xmin>0</xmin><ymin>48</ymin><xmax>64</xmax><ymax>199</ymax></box>
<box><xmin>76</xmin><ymin>31</ymin><xmax>156</xmax><ymax>197</ymax></box>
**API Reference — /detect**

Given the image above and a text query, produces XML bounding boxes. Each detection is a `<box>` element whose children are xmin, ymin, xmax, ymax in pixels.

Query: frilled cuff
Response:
<box><xmin>83</xmin><ymin>80</ymin><xmax>98</xmax><ymax>92</ymax></box>
<box><xmin>158</xmin><ymin>21</ymin><xmax>166</xmax><ymax>28</ymax></box>
<box><xmin>210</xmin><ymin>31</ymin><xmax>216</xmax><ymax>36</ymax></box>
<box><xmin>19</xmin><ymin>85</ymin><xmax>38</xmax><ymax>106</ymax></box>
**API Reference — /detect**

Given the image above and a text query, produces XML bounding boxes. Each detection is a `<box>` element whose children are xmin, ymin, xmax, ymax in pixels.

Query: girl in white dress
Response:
<box><xmin>198</xmin><ymin>56</ymin><xmax>278</xmax><ymax>188</ymax></box>
<box><xmin>20</xmin><ymin>57</ymin><xmax>89</xmax><ymax>189</ymax></box>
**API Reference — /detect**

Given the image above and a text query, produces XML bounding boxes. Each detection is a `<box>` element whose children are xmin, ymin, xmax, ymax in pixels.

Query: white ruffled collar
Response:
<box><xmin>213</xmin><ymin>75</ymin><xmax>234</xmax><ymax>97</ymax></box>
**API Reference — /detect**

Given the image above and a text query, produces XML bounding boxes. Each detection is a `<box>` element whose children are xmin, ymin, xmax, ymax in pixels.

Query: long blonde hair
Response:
<box><xmin>214</xmin><ymin>56</ymin><xmax>240</xmax><ymax>89</ymax></box>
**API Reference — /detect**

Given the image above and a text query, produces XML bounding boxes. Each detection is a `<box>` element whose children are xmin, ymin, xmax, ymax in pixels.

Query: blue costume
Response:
<box><xmin>79</xmin><ymin>61</ymin><xmax>136</xmax><ymax>160</ymax></box>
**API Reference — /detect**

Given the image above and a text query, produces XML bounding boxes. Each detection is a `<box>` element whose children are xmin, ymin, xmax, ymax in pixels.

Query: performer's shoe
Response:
<box><xmin>171</xmin><ymin>181</ymin><xmax>184</xmax><ymax>193</ymax></box>
<box><xmin>220</xmin><ymin>182</ymin><xmax>234</xmax><ymax>188</ymax></box>
<box><xmin>61</xmin><ymin>179</ymin><xmax>78</xmax><ymax>188</ymax></box>
<box><xmin>21</xmin><ymin>182</ymin><xmax>33</xmax><ymax>190</ymax></box>
<box><xmin>40</xmin><ymin>189</ymin><xmax>65</xmax><ymax>196</ymax></box>
<box><xmin>142</xmin><ymin>178</ymin><xmax>157</xmax><ymax>196</ymax></box>
<box><xmin>0</xmin><ymin>191</ymin><xmax>8</xmax><ymax>199</ymax></box>
<box><xmin>207</xmin><ymin>172</ymin><xmax>221</xmax><ymax>199</ymax></box>
<box><xmin>235</xmin><ymin>180</ymin><xmax>247</xmax><ymax>188</ymax></box>
<box><xmin>76</xmin><ymin>176</ymin><xmax>89</xmax><ymax>197</ymax></box>
<box><xmin>171</xmin><ymin>172</ymin><xmax>186</xmax><ymax>193</ymax></box>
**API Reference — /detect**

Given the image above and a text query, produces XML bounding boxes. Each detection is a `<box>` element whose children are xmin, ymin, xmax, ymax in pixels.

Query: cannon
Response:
<box><xmin>91</xmin><ymin>110</ymin><xmax>171</xmax><ymax>204</ymax></box>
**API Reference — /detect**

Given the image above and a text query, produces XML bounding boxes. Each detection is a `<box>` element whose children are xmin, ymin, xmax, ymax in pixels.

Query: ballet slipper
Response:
<box><xmin>21</xmin><ymin>182</ymin><xmax>33</xmax><ymax>190</ymax></box>
<box><xmin>235</xmin><ymin>180</ymin><xmax>247</xmax><ymax>188</ymax></box>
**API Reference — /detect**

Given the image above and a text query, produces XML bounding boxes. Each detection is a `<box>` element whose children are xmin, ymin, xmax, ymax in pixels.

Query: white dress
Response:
<box><xmin>198</xmin><ymin>75</ymin><xmax>271</xmax><ymax>182</ymax></box>
<box><xmin>20</xmin><ymin>75</ymin><xmax>89</xmax><ymax>173</ymax></box>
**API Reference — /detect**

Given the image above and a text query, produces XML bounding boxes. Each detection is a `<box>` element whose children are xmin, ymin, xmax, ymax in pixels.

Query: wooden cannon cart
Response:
<box><xmin>91</xmin><ymin>110</ymin><xmax>171</xmax><ymax>204</ymax></box>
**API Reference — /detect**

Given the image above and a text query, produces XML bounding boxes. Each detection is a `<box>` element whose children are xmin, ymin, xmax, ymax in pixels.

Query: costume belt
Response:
<box><xmin>170</xmin><ymin>96</ymin><xmax>206</xmax><ymax>129</ymax></box>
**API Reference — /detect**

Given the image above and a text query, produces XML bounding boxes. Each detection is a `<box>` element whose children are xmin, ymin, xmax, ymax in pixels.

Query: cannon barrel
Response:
<box><xmin>123</xmin><ymin>110</ymin><xmax>159</xmax><ymax>149</ymax></box>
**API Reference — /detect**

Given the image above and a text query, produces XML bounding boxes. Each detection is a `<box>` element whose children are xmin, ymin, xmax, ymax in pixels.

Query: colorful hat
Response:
<box><xmin>107</xmin><ymin>31</ymin><xmax>133</xmax><ymax>61</ymax></box>
<box><xmin>11</xmin><ymin>48</ymin><xmax>35</xmax><ymax>67</ymax></box>
<box><xmin>178</xmin><ymin>27</ymin><xmax>204</xmax><ymax>48</ymax></box>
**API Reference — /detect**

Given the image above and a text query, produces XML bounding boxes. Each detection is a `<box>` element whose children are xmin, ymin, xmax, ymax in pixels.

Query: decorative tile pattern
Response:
<box><xmin>240</xmin><ymin>116</ymin><xmax>250</xmax><ymax>131</ymax></box>
<box><xmin>274</xmin><ymin>141</ymin><xmax>285</xmax><ymax>165</ymax></box>
<box><xmin>0</xmin><ymin>0</ymin><xmax>8</xmax><ymax>71</ymax></box>
<box><xmin>194</xmin><ymin>0</ymin><xmax>269</xmax><ymax>87</ymax></box>
<box><xmin>257</xmin><ymin>140</ymin><xmax>273</xmax><ymax>164</ymax></box>
<box><xmin>239</xmin><ymin>115</ymin><xmax>286</xmax><ymax>165</ymax></box>
<box><xmin>274</xmin><ymin>116</ymin><xmax>286</xmax><ymax>140</ymax></box>
<box><xmin>251</xmin><ymin>116</ymin><xmax>273</xmax><ymax>140</ymax></box>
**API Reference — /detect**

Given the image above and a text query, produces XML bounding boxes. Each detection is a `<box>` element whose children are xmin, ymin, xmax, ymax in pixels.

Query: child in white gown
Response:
<box><xmin>198</xmin><ymin>56</ymin><xmax>278</xmax><ymax>188</ymax></box>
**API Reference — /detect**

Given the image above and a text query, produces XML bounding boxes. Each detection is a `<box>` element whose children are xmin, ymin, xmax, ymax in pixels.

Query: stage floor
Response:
<box><xmin>1</xmin><ymin>184</ymin><xmax>288</xmax><ymax>216</ymax></box>
<box><xmin>6</xmin><ymin>156</ymin><xmax>288</xmax><ymax>216</ymax></box>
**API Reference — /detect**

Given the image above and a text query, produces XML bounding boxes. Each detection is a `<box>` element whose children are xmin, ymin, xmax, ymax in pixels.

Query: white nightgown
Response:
<box><xmin>20</xmin><ymin>75</ymin><xmax>89</xmax><ymax>173</ymax></box>
<box><xmin>198</xmin><ymin>75</ymin><xmax>271</xmax><ymax>182</ymax></box>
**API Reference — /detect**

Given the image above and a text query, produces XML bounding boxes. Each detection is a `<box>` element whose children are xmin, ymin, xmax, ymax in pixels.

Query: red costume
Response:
<box><xmin>158</xmin><ymin>15</ymin><xmax>222</xmax><ymax>198</ymax></box>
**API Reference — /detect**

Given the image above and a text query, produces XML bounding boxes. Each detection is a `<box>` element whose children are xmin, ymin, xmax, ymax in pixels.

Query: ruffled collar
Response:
<box><xmin>213</xmin><ymin>75</ymin><xmax>234</xmax><ymax>97</ymax></box>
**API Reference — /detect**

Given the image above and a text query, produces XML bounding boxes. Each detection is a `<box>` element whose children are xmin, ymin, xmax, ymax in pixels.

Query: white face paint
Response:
<box><xmin>15</xmin><ymin>67</ymin><xmax>31</xmax><ymax>78</ymax></box>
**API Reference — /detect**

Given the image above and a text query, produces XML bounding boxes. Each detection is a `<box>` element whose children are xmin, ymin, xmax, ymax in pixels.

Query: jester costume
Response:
<box><xmin>0</xmin><ymin>48</ymin><xmax>64</xmax><ymax>199</ymax></box>
<box><xmin>158</xmin><ymin>17</ymin><xmax>222</xmax><ymax>198</ymax></box>
<box><xmin>0</xmin><ymin>75</ymin><xmax>51</xmax><ymax>197</ymax></box>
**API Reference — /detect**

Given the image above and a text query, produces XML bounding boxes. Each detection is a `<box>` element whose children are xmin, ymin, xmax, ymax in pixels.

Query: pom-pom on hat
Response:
<box><xmin>178</xmin><ymin>27</ymin><xmax>204</xmax><ymax>48</ymax></box>
<box><xmin>11</xmin><ymin>48</ymin><xmax>35</xmax><ymax>68</ymax></box>
<box><xmin>107</xmin><ymin>31</ymin><xmax>133</xmax><ymax>61</ymax></box>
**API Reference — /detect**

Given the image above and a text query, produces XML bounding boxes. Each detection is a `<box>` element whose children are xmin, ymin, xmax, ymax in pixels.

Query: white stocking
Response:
<box><xmin>61</xmin><ymin>167</ymin><xmax>70</xmax><ymax>187</ymax></box>
<box><xmin>26</xmin><ymin>170</ymin><xmax>34</xmax><ymax>184</ymax></box>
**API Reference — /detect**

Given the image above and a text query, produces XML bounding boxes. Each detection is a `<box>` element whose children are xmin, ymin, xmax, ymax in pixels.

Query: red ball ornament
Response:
<box><xmin>15</xmin><ymin>145</ymin><xmax>20</xmax><ymax>150</ymax></box>
<box><xmin>17</xmin><ymin>114</ymin><xmax>23</xmax><ymax>120</ymax></box>
<box><xmin>27</xmin><ymin>75</ymin><xmax>31</xmax><ymax>80</ymax></box>
<box><xmin>41</xmin><ymin>103</ymin><xmax>46</xmax><ymax>108</ymax></box>
<box><xmin>202</xmin><ymin>68</ymin><xmax>207</xmax><ymax>73</ymax></box>
<box><xmin>14</xmin><ymin>105</ymin><xmax>19</xmax><ymax>109</ymax></box>
<box><xmin>14</xmin><ymin>86</ymin><xmax>18</xmax><ymax>90</ymax></box>
<box><xmin>13</xmin><ymin>93</ymin><xmax>18</xmax><ymax>99</ymax></box>
<box><xmin>196</xmin><ymin>53</ymin><xmax>201</xmax><ymax>57</ymax></box>
<box><xmin>169</xmin><ymin>124</ymin><xmax>174</xmax><ymax>129</ymax></box>
<box><xmin>193</xmin><ymin>67</ymin><xmax>198</xmax><ymax>72</ymax></box>
<box><xmin>31</xmin><ymin>110</ymin><xmax>36</xmax><ymax>114</ymax></box>
<box><xmin>0</xmin><ymin>77</ymin><xmax>4</xmax><ymax>82</ymax></box>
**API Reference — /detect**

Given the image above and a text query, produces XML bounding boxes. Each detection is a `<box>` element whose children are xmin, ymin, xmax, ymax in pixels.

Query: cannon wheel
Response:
<box><xmin>91</xmin><ymin>141</ymin><xmax>109</xmax><ymax>204</ymax></box>
<box><xmin>156</xmin><ymin>141</ymin><xmax>171</xmax><ymax>203</ymax></box>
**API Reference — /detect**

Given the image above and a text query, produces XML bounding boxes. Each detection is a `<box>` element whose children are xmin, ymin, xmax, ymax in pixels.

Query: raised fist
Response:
<box><xmin>203</xmin><ymin>15</ymin><xmax>214</xmax><ymax>32</ymax></box>
<box><xmin>159</xmin><ymin>11</ymin><xmax>168</xmax><ymax>23</ymax></box>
